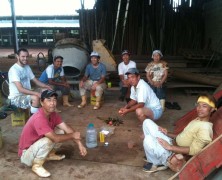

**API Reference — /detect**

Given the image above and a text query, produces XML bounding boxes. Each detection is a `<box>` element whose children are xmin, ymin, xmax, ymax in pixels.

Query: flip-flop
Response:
<box><xmin>165</xmin><ymin>101</ymin><xmax>174</xmax><ymax>109</ymax></box>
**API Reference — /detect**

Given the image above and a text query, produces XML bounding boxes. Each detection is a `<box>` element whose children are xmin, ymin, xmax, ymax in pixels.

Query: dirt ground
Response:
<box><xmin>0</xmin><ymin>48</ymin><xmax>203</xmax><ymax>180</ymax></box>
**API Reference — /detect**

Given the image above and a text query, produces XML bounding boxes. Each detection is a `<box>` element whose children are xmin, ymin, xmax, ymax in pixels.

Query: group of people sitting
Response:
<box><xmin>7</xmin><ymin>48</ymin><xmax>218</xmax><ymax>177</ymax></box>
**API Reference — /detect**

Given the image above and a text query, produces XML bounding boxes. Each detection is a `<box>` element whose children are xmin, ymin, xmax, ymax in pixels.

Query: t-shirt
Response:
<box><xmin>85</xmin><ymin>63</ymin><xmax>106</xmax><ymax>81</ymax></box>
<box><xmin>145</xmin><ymin>60</ymin><xmax>168</xmax><ymax>82</ymax></box>
<box><xmin>176</xmin><ymin>118</ymin><xmax>213</xmax><ymax>156</ymax></box>
<box><xmin>118</xmin><ymin>60</ymin><xmax>136</xmax><ymax>80</ymax></box>
<box><xmin>39</xmin><ymin>64</ymin><xmax>65</xmax><ymax>84</ymax></box>
<box><xmin>130</xmin><ymin>79</ymin><xmax>162</xmax><ymax>110</ymax></box>
<box><xmin>18</xmin><ymin>108</ymin><xmax>62</xmax><ymax>156</ymax></box>
<box><xmin>8</xmin><ymin>63</ymin><xmax>35</xmax><ymax>99</ymax></box>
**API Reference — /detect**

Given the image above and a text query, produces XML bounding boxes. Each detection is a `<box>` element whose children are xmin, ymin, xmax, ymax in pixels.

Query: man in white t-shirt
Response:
<box><xmin>118</xmin><ymin>50</ymin><xmax>136</xmax><ymax>102</ymax></box>
<box><xmin>118</xmin><ymin>68</ymin><xmax>162</xmax><ymax>123</ymax></box>
<box><xmin>8</xmin><ymin>48</ymin><xmax>51</xmax><ymax>114</ymax></box>
<box><xmin>39</xmin><ymin>55</ymin><xmax>73</xmax><ymax>109</ymax></box>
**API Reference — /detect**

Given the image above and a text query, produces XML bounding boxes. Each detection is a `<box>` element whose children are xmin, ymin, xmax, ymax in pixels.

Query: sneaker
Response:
<box><xmin>143</xmin><ymin>163</ymin><xmax>168</xmax><ymax>173</ymax></box>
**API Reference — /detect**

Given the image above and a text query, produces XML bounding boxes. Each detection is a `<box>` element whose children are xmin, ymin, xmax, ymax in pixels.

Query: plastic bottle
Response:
<box><xmin>86</xmin><ymin>123</ymin><xmax>97</xmax><ymax>148</ymax></box>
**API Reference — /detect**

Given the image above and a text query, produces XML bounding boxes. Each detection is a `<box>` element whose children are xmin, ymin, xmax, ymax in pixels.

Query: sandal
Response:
<box><xmin>172</xmin><ymin>102</ymin><xmax>181</xmax><ymax>110</ymax></box>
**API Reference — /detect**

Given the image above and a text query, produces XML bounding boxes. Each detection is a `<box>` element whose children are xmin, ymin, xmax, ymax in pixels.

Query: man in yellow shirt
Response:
<box><xmin>142</xmin><ymin>94</ymin><xmax>216</xmax><ymax>172</ymax></box>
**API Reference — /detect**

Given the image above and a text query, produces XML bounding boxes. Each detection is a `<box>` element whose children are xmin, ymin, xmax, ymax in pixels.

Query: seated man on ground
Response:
<box><xmin>142</xmin><ymin>94</ymin><xmax>216</xmax><ymax>173</ymax></box>
<box><xmin>118</xmin><ymin>50</ymin><xmax>136</xmax><ymax>103</ymax></box>
<box><xmin>39</xmin><ymin>55</ymin><xmax>74</xmax><ymax>111</ymax></box>
<box><xmin>118</xmin><ymin>68</ymin><xmax>162</xmax><ymax>123</ymax></box>
<box><xmin>8</xmin><ymin>48</ymin><xmax>51</xmax><ymax>114</ymax></box>
<box><xmin>18</xmin><ymin>90</ymin><xmax>87</xmax><ymax>178</ymax></box>
<box><xmin>78</xmin><ymin>51</ymin><xmax>107</xmax><ymax>110</ymax></box>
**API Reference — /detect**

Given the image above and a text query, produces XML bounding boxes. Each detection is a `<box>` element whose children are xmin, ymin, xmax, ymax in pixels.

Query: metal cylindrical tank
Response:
<box><xmin>53</xmin><ymin>38</ymin><xmax>89</xmax><ymax>77</ymax></box>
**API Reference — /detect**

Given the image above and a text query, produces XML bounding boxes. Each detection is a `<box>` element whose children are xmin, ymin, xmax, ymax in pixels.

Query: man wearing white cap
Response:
<box><xmin>118</xmin><ymin>50</ymin><xmax>136</xmax><ymax>102</ymax></box>
<box><xmin>78</xmin><ymin>51</ymin><xmax>107</xmax><ymax>110</ymax></box>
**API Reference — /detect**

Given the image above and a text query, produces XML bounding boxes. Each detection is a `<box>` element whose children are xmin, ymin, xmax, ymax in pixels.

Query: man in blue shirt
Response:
<box><xmin>78</xmin><ymin>51</ymin><xmax>107</xmax><ymax>110</ymax></box>
<box><xmin>39</xmin><ymin>56</ymin><xmax>73</xmax><ymax>111</ymax></box>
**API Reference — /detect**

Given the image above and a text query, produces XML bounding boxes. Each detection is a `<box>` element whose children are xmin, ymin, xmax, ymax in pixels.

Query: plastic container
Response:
<box><xmin>86</xmin><ymin>123</ymin><xmax>97</xmax><ymax>148</ymax></box>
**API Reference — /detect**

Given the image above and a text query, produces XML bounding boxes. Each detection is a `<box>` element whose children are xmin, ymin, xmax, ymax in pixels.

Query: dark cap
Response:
<box><xmin>53</xmin><ymin>55</ymin><xmax>63</xmax><ymax>61</ymax></box>
<box><xmin>121</xmin><ymin>50</ymin><xmax>130</xmax><ymax>56</ymax></box>
<box><xmin>41</xmin><ymin>90</ymin><xmax>58</xmax><ymax>101</ymax></box>
<box><xmin>125</xmin><ymin>68</ymin><xmax>139</xmax><ymax>75</ymax></box>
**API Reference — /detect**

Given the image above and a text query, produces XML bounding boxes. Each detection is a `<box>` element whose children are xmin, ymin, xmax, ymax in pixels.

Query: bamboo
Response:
<box><xmin>111</xmin><ymin>0</ymin><xmax>121</xmax><ymax>52</ymax></box>
<box><xmin>121</xmin><ymin>0</ymin><xmax>130</xmax><ymax>50</ymax></box>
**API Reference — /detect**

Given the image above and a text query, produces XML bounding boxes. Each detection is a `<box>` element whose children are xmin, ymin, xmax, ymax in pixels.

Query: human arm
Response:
<box><xmin>119</xmin><ymin>75</ymin><xmax>130</xmax><ymax>86</ymax></box>
<box><xmin>45</xmin><ymin>122</ymin><xmax>87</xmax><ymax>156</ymax></box>
<box><xmin>13</xmin><ymin>81</ymin><xmax>41</xmax><ymax>98</ymax></box>
<box><xmin>32</xmin><ymin>77</ymin><xmax>52</xmax><ymax>90</ymax></box>
<box><xmin>79</xmin><ymin>75</ymin><xmax>88</xmax><ymax>88</ymax></box>
<box><xmin>91</xmin><ymin>76</ymin><xmax>106</xmax><ymax>90</ymax></box>
<box><xmin>118</xmin><ymin>100</ymin><xmax>144</xmax><ymax>116</ymax></box>
<box><xmin>158</xmin><ymin>126</ymin><xmax>177</xmax><ymax>139</ymax></box>
<box><xmin>48</xmin><ymin>76</ymin><xmax>70</xmax><ymax>88</ymax></box>
<box><xmin>153</xmin><ymin>68</ymin><xmax>168</xmax><ymax>88</ymax></box>
<box><xmin>157</xmin><ymin>137</ymin><xmax>190</xmax><ymax>155</ymax></box>
<box><xmin>146</xmin><ymin>72</ymin><xmax>154</xmax><ymax>86</ymax></box>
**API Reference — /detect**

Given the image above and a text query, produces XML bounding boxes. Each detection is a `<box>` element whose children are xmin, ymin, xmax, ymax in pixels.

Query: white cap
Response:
<box><xmin>90</xmin><ymin>51</ymin><xmax>100</xmax><ymax>58</ymax></box>
<box><xmin>152</xmin><ymin>50</ymin><xmax>163</xmax><ymax>58</ymax></box>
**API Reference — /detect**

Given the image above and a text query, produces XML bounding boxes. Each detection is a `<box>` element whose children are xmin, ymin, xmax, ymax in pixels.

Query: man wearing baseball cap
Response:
<box><xmin>118</xmin><ymin>68</ymin><xmax>162</xmax><ymax>123</ymax></box>
<box><xmin>18</xmin><ymin>90</ymin><xmax>87</xmax><ymax>178</ymax></box>
<box><xmin>39</xmin><ymin>55</ymin><xmax>74</xmax><ymax>112</ymax></box>
<box><xmin>78</xmin><ymin>51</ymin><xmax>107</xmax><ymax>110</ymax></box>
<box><xmin>118</xmin><ymin>50</ymin><xmax>136</xmax><ymax>102</ymax></box>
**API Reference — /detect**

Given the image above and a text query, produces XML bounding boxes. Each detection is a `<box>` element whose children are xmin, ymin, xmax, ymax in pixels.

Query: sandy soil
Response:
<box><xmin>0</xmin><ymin>48</ymin><xmax>199</xmax><ymax>180</ymax></box>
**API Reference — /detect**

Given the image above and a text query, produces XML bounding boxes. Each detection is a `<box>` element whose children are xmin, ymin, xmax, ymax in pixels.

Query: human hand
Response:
<box><xmin>157</xmin><ymin>137</ymin><xmax>171</xmax><ymax>150</ymax></box>
<box><xmin>78</xmin><ymin>143</ymin><xmax>87</xmax><ymax>156</ymax></box>
<box><xmin>63</xmin><ymin>82</ymin><xmax>70</xmax><ymax>88</ymax></box>
<box><xmin>158</xmin><ymin>126</ymin><xmax>168</xmax><ymax>135</ymax></box>
<box><xmin>46</xmin><ymin>85</ymin><xmax>53</xmax><ymax>90</ymax></box>
<box><xmin>35</xmin><ymin>92</ymin><xmax>41</xmax><ymax>98</ymax></box>
<box><xmin>118</xmin><ymin>108</ymin><xmax>128</xmax><ymax>116</ymax></box>
<box><xmin>153</xmin><ymin>81</ymin><xmax>162</xmax><ymax>88</ymax></box>
<box><xmin>91</xmin><ymin>83</ymin><xmax>98</xmax><ymax>90</ymax></box>
<box><xmin>79</xmin><ymin>81</ymin><xmax>84</xmax><ymax>88</ymax></box>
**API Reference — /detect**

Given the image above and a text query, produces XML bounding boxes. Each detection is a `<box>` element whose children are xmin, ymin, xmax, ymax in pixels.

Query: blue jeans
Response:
<box><xmin>150</xmin><ymin>84</ymin><xmax>166</xmax><ymax>99</ymax></box>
